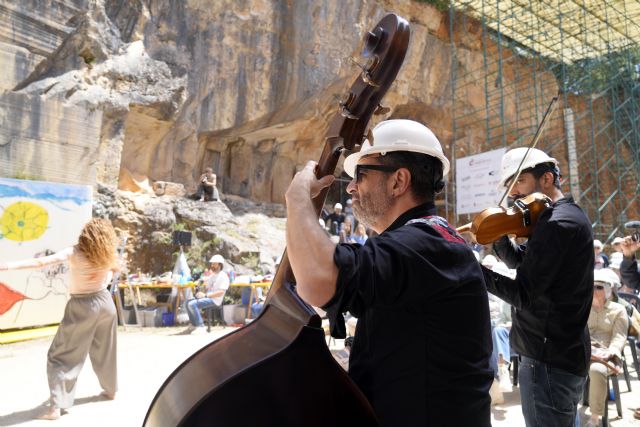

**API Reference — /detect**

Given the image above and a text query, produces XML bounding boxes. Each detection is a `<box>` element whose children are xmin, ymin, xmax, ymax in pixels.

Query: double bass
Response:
<box><xmin>144</xmin><ymin>14</ymin><xmax>410</xmax><ymax>426</ymax></box>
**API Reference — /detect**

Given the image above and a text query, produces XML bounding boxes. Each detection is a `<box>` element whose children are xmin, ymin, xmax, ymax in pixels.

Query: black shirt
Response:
<box><xmin>322</xmin><ymin>202</ymin><xmax>492</xmax><ymax>427</ymax></box>
<box><xmin>485</xmin><ymin>197</ymin><xmax>593</xmax><ymax>376</ymax></box>
<box><xmin>620</xmin><ymin>255</ymin><xmax>639</xmax><ymax>290</ymax></box>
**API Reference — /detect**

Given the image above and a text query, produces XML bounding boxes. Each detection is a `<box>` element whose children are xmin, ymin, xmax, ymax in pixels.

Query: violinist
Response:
<box><xmin>286</xmin><ymin>120</ymin><xmax>493</xmax><ymax>426</ymax></box>
<box><xmin>481</xmin><ymin>147</ymin><xmax>593</xmax><ymax>427</ymax></box>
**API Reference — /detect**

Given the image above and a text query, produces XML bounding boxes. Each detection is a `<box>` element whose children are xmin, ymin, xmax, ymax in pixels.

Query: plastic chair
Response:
<box><xmin>603</xmin><ymin>373</ymin><xmax>623</xmax><ymax>425</ymax></box>
<box><xmin>618</xmin><ymin>292</ymin><xmax>640</xmax><ymax>379</ymax></box>
<box><xmin>582</xmin><ymin>371</ymin><xmax>623</xmax><ymax>426</ymax></box>
<box><xmin>509</xmin><ymin>355</ymin><xmax>519</xmax><ymax>386</ymax></box>
<box><xmin>205</xmin><ymin>304</ymin><xmax>225</xmax><ymax>332</ymax></box>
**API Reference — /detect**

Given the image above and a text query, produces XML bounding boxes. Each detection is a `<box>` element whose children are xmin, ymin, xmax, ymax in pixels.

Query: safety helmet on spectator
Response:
<box><xmin>594</xmin><ymin>268</ymin><xmax>619</xmax><ymax>299</ymax></box>
<box><xmin>209</xmin><ymin>254</ymin><xmax>225</xmax><ymax>265</ymax></box>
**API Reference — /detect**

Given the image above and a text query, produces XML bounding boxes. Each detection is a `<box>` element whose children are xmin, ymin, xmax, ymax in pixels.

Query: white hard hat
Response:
<box><xmin>343</xmin><ymin>120</ymin><xmax>450</xmax><ymax>178</ymax></box>
<box><xmin>609</xmin><ymin>252</ymin><xmax>623</xmax><ymax>269</ymax></box>
<box><xmin>209</xmin><ymin>254</ymin><xmax>225</xmax><ymax>265</ymax></box>
<box><xmin>498</xmin><ymin>147</ymin><xmax>558</xmax><ymax>190</ymax></box>
<box><xmin>334</xmin><ymin>202</ymin><xmax>343</xmax><ymax>210</ymax></box>
<box><xmin>612</xmin><ymin>237</ymin><xmax>624</xmax><ymax>245</ymax></box>
<box><xmin>593</xmin><ymin>239</ymin><xmax>603</xmax><ymax>249</ymax></box>
<box><xmin>594</xmin><ymin>268</ymin><xmax>619</xmax><ymax>287</ymax></box>
<box><xmin>481</xmin><ymin>254</ymin><xmax>498</xmax><ymax>268</ymax></box>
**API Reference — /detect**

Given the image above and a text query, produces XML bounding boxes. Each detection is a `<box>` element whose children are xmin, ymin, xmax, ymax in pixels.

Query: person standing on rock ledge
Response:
<box><xmin>190</xmin><ymin>167</ymin><xmax>219</xmax><ymax>201</ymax></box>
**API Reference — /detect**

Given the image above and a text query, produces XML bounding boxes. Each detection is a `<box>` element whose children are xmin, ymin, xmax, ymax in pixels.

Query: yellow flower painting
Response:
<box><xmin>0</xmin><ymin>202</ymin><xmax>49</xmax><ymax>242</ymax></box>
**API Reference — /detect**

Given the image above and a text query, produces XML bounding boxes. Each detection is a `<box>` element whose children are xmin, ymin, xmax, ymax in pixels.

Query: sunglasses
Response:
<box><xmin>354</xmin><ymin>164</ymin><xmax>398</xmax><ymax>183</ymax></box>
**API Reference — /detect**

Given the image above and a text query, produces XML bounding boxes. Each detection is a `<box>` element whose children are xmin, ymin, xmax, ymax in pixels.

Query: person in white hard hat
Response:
<box><xmin>285</xmin><ymin>119</ymin><xmax>492</xmax><ymax>426</ymax></box>
<box><xmin>586</xmin><ymin>268</ymin><xmax>628</xmax><ymax>427</ymax></box>
<box><xmin>184</xmin><ymin>254</ymin><xmax>229</xmax><ymax>335</ymax></box>
<box><xmin>325</xmin><ymin>202</ymin><xmax>346</xmax><ymax>236</ymax></box>
<box><xmin>593</xmin><ymin>239</ymin><xmax>608</xmax><ymax>269</ymax></box>
<box><xmin>481</xmin><ymin>146</ymin><xmax>593</xmax><ymax>427</ymax></box>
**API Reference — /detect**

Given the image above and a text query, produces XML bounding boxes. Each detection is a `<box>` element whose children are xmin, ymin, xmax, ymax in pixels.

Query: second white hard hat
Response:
<box><xmin>498</xmin><ymin>147</ymin><xmax>558</xmax><ymax>190</ymax></box>
<box><xmin>343</xmin><ymin>120</ymin><xmax>450</xmax><ymax>178</ymax></box>
<box><xmin>209</xmin><ymin>254</ymin><xmax>225</xmax><ymax>265</ymax></box>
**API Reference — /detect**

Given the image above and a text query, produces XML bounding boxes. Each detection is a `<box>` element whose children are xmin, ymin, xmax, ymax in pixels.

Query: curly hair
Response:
<box><xmin>77</xmin><ymin>218</ymin><xmax>118</xmax><ymax>269</ymax></box>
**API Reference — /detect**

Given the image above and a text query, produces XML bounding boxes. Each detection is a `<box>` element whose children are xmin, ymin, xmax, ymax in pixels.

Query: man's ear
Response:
<box><xmin>392</xmin><ymin>168</ymin><xmax>412</xmax><ymax>196</ymax></box>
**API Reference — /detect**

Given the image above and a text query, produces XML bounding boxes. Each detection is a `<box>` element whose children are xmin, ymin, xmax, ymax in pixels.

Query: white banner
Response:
<box><xmin>456</xmin><ymin>148</ymin><xmax>506</xmax><ymax>215</ymax></box>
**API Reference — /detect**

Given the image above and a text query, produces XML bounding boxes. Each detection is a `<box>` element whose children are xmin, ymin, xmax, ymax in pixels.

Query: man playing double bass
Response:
<box><xmin>482</xmin><ymin>147</ymin><xmax>593</xmax><ymax>427</ymax></box>
<box><xmin>285</xmin><ymin>119</ymin><xmax>492</xmax><ymax>426</ymax></box>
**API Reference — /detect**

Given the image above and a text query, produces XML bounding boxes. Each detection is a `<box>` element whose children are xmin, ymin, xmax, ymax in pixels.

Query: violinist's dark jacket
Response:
<box><xmin>323</xmin><ymin>202</ymin><xmax>493</xmax><ymax>427</ymax></box>
<box><xmin>487</xmin><ymin>196</ymin><xmax>593</xmax><ymax>376</ymax></box>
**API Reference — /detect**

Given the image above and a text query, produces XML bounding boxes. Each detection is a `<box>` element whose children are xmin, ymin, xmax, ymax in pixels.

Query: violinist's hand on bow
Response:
<box><xmin>285</xmin><ymin>161</ymin><xmax>335</xmax><ymax>204</ymax></box>
<box><xmin>621</xmin><ymin>235</ymin><xmax>640</xmax><ymax>258</ymax></box>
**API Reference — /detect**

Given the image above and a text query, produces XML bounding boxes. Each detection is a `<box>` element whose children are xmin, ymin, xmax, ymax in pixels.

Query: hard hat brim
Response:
<box><xmin>343</xmin><ymin>145</ymin><xmax>451</xmax><ymax>178</ymax></box>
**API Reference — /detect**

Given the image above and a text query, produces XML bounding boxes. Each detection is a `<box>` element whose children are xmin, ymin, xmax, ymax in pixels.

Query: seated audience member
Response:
<box><xmin>325</xmin><ymin>202</ymin><xmax>345</xmax><ymax>236</ymax></box>
<box><xmin>352</xmin><ymin>223</ymin><xmax>368</xmax><ymax>245</ymax></box>
<box><xmin>611</xmin><ymin>237</ymin><xmax>624</xmax><ymax>254</ymax></box>
<box><xmin>184</xmin><ymin>255</ymin><xmax>229</xmax><ymax>334</ymax></box>
<box><xmin>487</xmin><ymin>261</ymin><xmax>515</xmax><ymax>405</ymax></box>
<box><xmin>603</xmin><ymin>267</ymin><xmax>640</xmax><ymax>341</ymax></box>
<box><xmin>191</xmin><ymin>167</ymin><xmax>219</xmax><ymax>201</ymax></box>
<box><xmin>609</xmin><ymin>252</ymin><xmax>623</xmax><ymax>272</ymax></box>
<box><xmin>618</xmin><ymin>233</ymin><xmax>640</xmax><ymax>422</ymax></box>
<box><xmin>344</xmin><ymin>198</ymin><xmax>356</xmax><ymax>228</ymax></box>
<box><xmin>594</xmin><ymin>240</ymin><xmax>608</xmax><ymax>269</ymax></box>
<box><xmin>241</xmin><ymin>286</ymin><xmax>265</xmax><ymax>319</ymax></box>
<box><xmin>339</xmin><ymin>217</ymin><xmax>356</xmax><ymax>244</ymax></box>
<box><xmin>586</xmin><ymin>269</ymin><xmax>629</xmax><ymax>427</ymax></box>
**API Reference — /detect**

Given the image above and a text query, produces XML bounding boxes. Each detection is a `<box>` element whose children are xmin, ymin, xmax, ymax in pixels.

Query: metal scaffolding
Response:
<box><xmin>448</xmin><ymin>0</ymin><xmax>640</xmax><ymax>243</ymax></box>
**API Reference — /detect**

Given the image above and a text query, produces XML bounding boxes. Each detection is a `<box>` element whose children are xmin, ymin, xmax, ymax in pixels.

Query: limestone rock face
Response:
<box><xmin>2</xmin><ymin>0</ymin><xmax>463</xmax><ymax>201</ymax></box>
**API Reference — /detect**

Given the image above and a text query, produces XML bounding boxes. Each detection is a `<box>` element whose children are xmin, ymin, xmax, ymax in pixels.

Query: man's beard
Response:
<box><xmin>352</xmin><ymin>180</ymin><xmax>392</xmax><ymax>230</ymax></box>
<box><xmin>508</xmin><ymin>181</ymin><xmax>543</xmax><ymax>206</ymax></box>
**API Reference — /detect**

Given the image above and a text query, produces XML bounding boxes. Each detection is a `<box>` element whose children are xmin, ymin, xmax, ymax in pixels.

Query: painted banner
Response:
<box><xmin>0</xmin><ymin>178</ymin><xmax>92</xmax><ymax>330</ymax></box>
<box><xmin>456</xmin><ymin>148</ymin><xmax>506</xmax><ymax>215</ymax></box>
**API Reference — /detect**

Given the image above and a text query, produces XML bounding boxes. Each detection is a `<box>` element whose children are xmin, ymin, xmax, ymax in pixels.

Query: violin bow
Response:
<box><xmin>499</xmin><ymin>95</ymin><xmax>559</xmax><ymax>206</ymax></box>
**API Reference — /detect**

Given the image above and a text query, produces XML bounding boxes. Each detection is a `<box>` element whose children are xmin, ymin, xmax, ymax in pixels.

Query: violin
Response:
<box><xmin>457</xmin><ymin>96</ymin><xmax>558</xmax><ymax>244</ymax></box>
<box><xmin>457</xmin><ymin>193</ymin><xmax>551</xmax><ymax>244</ymax></box>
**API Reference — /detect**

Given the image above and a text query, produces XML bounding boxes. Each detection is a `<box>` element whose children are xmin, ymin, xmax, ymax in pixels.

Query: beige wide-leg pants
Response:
<box><xmin>47</xmin><ymin>289</ymin><xmax>117</xmax><ymax>409</ymax></box>
<box><xmin>588</xmin><ymin>362</ymin><xmax>608</xmax><ymax>416</ymax></box>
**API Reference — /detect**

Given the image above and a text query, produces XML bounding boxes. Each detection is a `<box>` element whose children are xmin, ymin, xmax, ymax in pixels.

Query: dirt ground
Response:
<box><xmin>1</xmin><ymin>326</ymin><xmax>639</xmax><ymax>426</ymax></box>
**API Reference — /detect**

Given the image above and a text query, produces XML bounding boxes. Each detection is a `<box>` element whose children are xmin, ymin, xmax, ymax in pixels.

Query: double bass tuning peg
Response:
<box><xmin>348</xmin><ymin>56</ymin><xmax>380</xmax><ymax>88</ymax></box>
<box><xmin>374</xmin><ymin>104</ymin><xmax>390</xmax><ymax>115</ymax></box>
